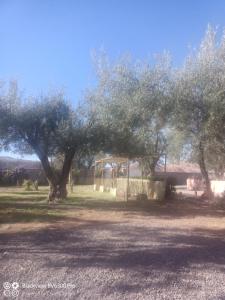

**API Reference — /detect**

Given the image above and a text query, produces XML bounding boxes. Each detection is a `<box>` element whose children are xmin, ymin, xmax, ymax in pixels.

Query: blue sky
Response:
<box><xmin>1</xmin><ymin>0</ymin><xmax>225</xmax><ymax>159</ymax></box>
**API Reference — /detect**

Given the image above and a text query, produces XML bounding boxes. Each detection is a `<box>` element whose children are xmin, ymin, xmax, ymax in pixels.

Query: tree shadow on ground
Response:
<box><xmin>1</xmin><ymin>220</ymin><xmax>225</xmax><ymax>271</ymax></box>
<box><xmin>1</xmin><ymin>217</ymin><xmax>225</xmax><ymax>297</ymax></box>
<box><xmin>62</xmin><ymin>195</ymin><xmax>225</xmax><ymax>219</ymax></box>
<box><xmin>0</xmin><ymin>195</ymin><xmax>47</xmax><ymax>203</ymax></box>
<box><xmin>1</xmin><ymin>188</ymin><xmax>225</xmax><ymax>297</ymax></box>
<box><xmin>8</xmin><ymin>191</ymin><xmax>48</xmax><ymax>195</ymax></box>
<box><xmin>0</xmin><ymin>201</ymin><xmax>67</xmax><ymax>224</ymax></box>
<box><xmin>0</xmin><ymin>211</ymin><xmax>65</xmax><ymax>224</ymax></box>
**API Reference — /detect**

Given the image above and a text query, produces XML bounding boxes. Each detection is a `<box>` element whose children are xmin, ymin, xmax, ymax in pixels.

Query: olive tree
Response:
<box><xmin>173</xmin><ymin>26</ymin><xmax>225</xmax><ymax>195</ymax></box>
<box><xmin>87</xmin><ymin>53</ymin><xmax>172</xmax><ymax>176</ymax></box>
<box><xmin>0</xmin><ymin>87</ymin><xmax>93</xmax><ymax>200</ymax></box>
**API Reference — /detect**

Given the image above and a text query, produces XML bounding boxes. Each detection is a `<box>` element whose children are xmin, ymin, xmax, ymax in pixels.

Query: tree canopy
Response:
<box><xmin>86</xmin><ymin>53</ymin><xmax>172</xmax><ymax>176</ymax></box>
<box><xmin>0</xmin><ymin>88</ymin><xmax>93</xmax><ymax>200</ymax></box>
<box><xmin>172</xmin><ymin>25</ymin><xmax>225</xmax><ymax>194</ymax></box>
<box><xmin>2</xmin><ymin>25</ymin><xmax>225</xmax><ymax>199</ymax></box>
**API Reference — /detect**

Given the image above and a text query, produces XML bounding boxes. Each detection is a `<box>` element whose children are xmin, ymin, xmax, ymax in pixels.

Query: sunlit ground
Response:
<box><xmin>0</xmin><ymin>186</ymin><xmax>225</xmax><ymax>299</ymax></box>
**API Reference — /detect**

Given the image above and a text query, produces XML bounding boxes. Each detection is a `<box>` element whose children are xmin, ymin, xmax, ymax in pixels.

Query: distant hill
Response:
<box><xmin>0</xmin><ymin>156</ymin><xmax>42</xmax><ymax>170</ymax></box>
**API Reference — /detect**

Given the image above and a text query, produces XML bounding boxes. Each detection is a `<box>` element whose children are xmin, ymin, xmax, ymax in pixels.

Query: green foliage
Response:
<box><xmin>22</xmin><ymin>179</ymin><xmax>39</xmax><ymax>191</ymax></box>
<box><xmin>166</xmin><ymin>129</ymin><xmax>192</xmax><ymax>163</ymax></box>
<box><xmin>95</xmin><ymin>169</ymin><xmax>102</xmax><ymax>178</ymax></box>
<box><xmin>2</xmin><ymin>25</ymin><xmax>225</xmax><ymax>195</ymax></box>
<box><xmin>33</xmin><ymin>180</ymin><xmax>39</xmax><ymax>191</ymax></box>
<box><xmin>0</xmin><ymin>91</ymin><xmax>84</xmax><ymax>156</ymax></box>
<box><xmin>0</xmin><ymin>171</ymin><xmax>15</xmax><ymax>186</ymax></box>
<box><xmin>0</xmin><ymin>169</ymin><xmax>28</xmax><ymax>186</ymax></box>
<box><xmin>87</xmin><ymin>53</ymin><xmax>172</xmax><ymax>175</ymax></box>
<box><xmin>171</xmin><ymin>25</ymin><xmax>225</xmax><ymax>191</ymax></box>
<box><xmin>23</xmin><ymin>179</ymin><xmax>34</xmax><ymax>191</ymax></box>
<box><xmin>0</xmin><ymin>88</ymin><xmax>99</xmax><ymax>200</ymax></box>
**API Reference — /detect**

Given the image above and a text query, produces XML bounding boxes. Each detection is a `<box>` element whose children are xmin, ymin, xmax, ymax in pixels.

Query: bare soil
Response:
<box><xmin>0</xmin><ymin>186</ymin><xmax>225</xmax><ymax>299</ymax></box>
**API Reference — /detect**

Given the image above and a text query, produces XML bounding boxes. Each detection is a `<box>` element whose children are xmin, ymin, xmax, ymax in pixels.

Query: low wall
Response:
<box><xmin>211</xmin><ymin>180</ymin><xmax>225</xmax><ymax>197</ymax></box>
<box><xmin>116</xmin><ymin>178</ymin><xmax>166</xmax><ymax>201</ymax></box>
<box><xmin>74</xmin><ymin>176</ymin><xmax>94</xmax><ymax>185</ymax></box>
<box><xmin>94</xmin><ymin>177</ymin><xmax>166</xmax><ymax>200</ymax></box>
<box><xmin>187</xmin><ymin>178</ymin><xmax>203</xmax><ymax>191</ymax></box>
<box><xmin>94</xmin><ymin>178</ymin><xmax>117</xmax><ymax>191</ymax></box>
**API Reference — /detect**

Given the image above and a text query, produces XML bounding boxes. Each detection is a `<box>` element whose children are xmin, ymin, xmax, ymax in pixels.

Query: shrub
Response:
<box><xmin>148</xmin><ymin>175</ymin><xmax>165</xmax><ymax>181</ymax></box>
<box><xmin>95</xmin><ymin>169</ymin><xmax>102</xmax><ymax>178</ymax></box>
<box><xmin>33</xmin><ymin>180</ymin><xmax>39</xmax><ymax>191</ymax></box>
<box><xmin>0</xmin><ymin>168</ymin><xmax>28</xmax><ymax>186</ymax></box>
<box><xmin>23</xmin><ymin>179</ymin><xmax>34</xmax><ymax>191</ymax></box>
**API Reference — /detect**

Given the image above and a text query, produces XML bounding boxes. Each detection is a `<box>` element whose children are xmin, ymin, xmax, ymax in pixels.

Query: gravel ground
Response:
<box><xmin>1</xmin><ymin>199</ymin><xmax>225</xmax><ymax>300</ymax></box>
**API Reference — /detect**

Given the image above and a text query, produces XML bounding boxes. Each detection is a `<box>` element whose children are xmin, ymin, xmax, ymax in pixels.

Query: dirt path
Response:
<box><xmin>1</xmin><ymin>200</ymin><xmax>225</xmax><ymax>300</ymax></box>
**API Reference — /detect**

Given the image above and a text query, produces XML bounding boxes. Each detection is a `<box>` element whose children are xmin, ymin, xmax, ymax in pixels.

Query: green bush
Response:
<box><xmin>23</xmin><ymin>179</ymin><xmax>34</xmax><ymax>191</ymax></box>
<box><xmin>33</xmin><ymin>180</ymin><xmax>39</xmax><ymax>191</ymax></box>
<box><xmin>0</xmin><ymin>168</ymin><xmax>28</xmax><ymax>186</ymax></box>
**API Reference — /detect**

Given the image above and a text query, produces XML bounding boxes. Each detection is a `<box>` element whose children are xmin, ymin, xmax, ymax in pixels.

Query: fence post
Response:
<box><xmin>126</xmin><ymin>159</ymin><xmax>130</xmax><ymax>201</ymax></box>
<box><xmin>69</xmin><ymin>167</ymin><xmax>73</xmax><ymax>193</ymax></box>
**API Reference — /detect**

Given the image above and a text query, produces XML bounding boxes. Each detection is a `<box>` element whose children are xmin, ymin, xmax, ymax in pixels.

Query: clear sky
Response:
<box><xmin>1</xmin><ymin>0</ymin><xmax>225</xmax><ymax>159</ymax></box>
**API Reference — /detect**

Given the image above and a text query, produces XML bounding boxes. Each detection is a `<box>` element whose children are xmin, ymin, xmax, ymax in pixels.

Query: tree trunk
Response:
<box><xmin>34</xmin><ymin>146</ymin><xmax>75</xmax><ymax>201</ymax></box>
<box><xmin>47</xmin><ymin>152</ymin><xmax>75</xmax><ymax>201</ymax></box>
<box><xmin>69</xmin><ymin>168</ymin><xmax>74</xmax><ymax>193</ymax></box>
<box><xmin>48</xmin><ymin>181</ymin><xmax>68</xmax><ymax>201</ymax></box>
<box><xmin>148</xmin><ymin>167</ymin><xmax>155</xmax><ymax>179</ymax></box>
<box><xmin>58</xmin><ymin>150</ymin><xmax>75</xmax><ymax>196</ymax></box>
<box><xmin>198</xmin><ymin>141</ymin><xmax>212</xmax><ymax>198</ymax></box>
<box><xmin>35</xmin><ymin>151</ymin><xmax>58</xmax><ymax>201</ymax></box>
<box><xmin>146</xmin><ymin>159</ymin><xmax>157</xmax><ymax>179</ymax></box>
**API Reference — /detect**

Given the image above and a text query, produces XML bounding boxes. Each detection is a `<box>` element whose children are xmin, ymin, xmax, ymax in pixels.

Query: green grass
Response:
<box><xmin>0</xmin><ymin>186</ymin><xmax>60</xmax><ymax>224</ymax></box>
<box><xmin>1</xmin><ymin>185</ymin><xmax>225</xmax><ymax>230</ymax></box>
<box><xmin>67</xmin><ymin>185</ymin><xmax>116</xmax><ymax>202</ymax></box>
<box><xmin>0</xmin><ymin>185</ymin><xmax>115</xmax><ymax>224</ymax></box>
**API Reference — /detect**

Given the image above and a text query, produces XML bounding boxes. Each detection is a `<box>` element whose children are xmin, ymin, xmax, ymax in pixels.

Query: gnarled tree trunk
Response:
<box><xmin>142</xmin><ymin>158</ymin><xmax>158</xmax><ymax>179</ymax></box>
<box><xmin>198</xmin><ymin>141</ymin><xmax>212</xmax><ymax>198</ymax></box>
<box><xmin>48</xmin><ymin>182</ymin><xmax>68</xmax><ymax>201</ymax></box>
<box><xmin>35</xmin><ymin>145</ymin><xmax>75</xmax><ymax>202</ymax></box>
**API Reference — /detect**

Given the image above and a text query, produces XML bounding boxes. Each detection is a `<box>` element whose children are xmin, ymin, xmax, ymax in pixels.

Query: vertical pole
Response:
<box><xmin>69</xmin><ymin>166</ymin><xmax>73</xmax><ymax>193</ymax></box>
<box><xmin>141</xmin><ymin>158</ymin><xmax>144</xmax><ymax>193</ymax></box>
<box><xmin>112</xmin><ymin>164</ymin><xmax>114</xmax><ymax>188</ymax></box>
<box><xmin>93</xmin><ymin>161</ymin><xmax>96</xmax><ymax>185</ymax></box>
<box><xmin>116</xmin><ymin>163</ymin><xmax>118</xmax><ymax>190</ymax></box>
<box><xmin>164</xmin><ymin>153</ymin><xmax>167</xmax><ymax>173</ymax></box>
<box><xmin>126</xmin><ymin>159</ymin><xmax>130</xmax><ymax>201</ymax></box>
<box><xmin>102</xmin><ymin>161</ymin><xmax>104</xmax><ymax>187</ymax></box>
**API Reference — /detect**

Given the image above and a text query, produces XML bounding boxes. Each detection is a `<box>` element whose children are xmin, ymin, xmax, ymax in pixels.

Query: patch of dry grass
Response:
<box><xmin>0</xmin><ymin>185</ymin><xmax>225</xmax><ymax>235</ymax></box>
